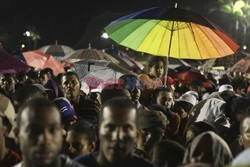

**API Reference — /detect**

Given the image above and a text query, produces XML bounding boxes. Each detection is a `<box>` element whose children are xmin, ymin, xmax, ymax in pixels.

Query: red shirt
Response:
<box><xmin>0</xmin><ymin>150</ymin><xmax>22</xmax><ymax>167</ymax></box>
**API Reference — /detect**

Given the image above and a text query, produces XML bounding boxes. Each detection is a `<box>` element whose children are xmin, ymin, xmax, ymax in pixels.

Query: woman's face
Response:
<box><xmin>149</xmin><ymin>61</ymin><xmax>164</xmax><ymax>78</ymax></box>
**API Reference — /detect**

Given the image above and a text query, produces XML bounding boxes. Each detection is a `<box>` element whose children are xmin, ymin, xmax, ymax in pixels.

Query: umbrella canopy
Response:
<box><xmin>39</xmin><ymin>43</ymin><xmax>74</xmax><ymax>59</ymax></box>
<box><xmin>0</xmin><ymin>49</ymin><xmax>29</xmax><ymax>74</ymax></box>
<box><xmin>65</xmin><ymin>48</ymin><xmax>119</xmax><ymax>64</ymax></box>
<box><xmin>105</xmin><ymin>6</ymin><xmax>239</xmax><ymax>59</ymax></box>
<box><xmin>74</xmin><ymin>60</ymin><xmax>132</xmax><ymax>88</ymax></box>
<box><xmin>202</xmin><ymin>51</ymin><xmax>249</xmax><ymax>71</ymax></box>
<box><xmin>23</xmin><ymin>50</ymin><xmax>65</xmax><ymax>75</ymax></box>
<box><xmin>230</xmin><ymin>55</ymin><xmax>250</xmax><ymax>73</ymax></box>
<box><xmin>104</xmin><ymin>48</ymin><xmax>144</xmax><ymax>71</ymax></box>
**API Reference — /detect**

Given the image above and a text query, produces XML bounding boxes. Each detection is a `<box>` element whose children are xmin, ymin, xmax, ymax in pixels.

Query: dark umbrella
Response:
<box><xmin>0</xmin><ymin>49</ymin><xmax>29</xmax><ymax>74</ymax></box>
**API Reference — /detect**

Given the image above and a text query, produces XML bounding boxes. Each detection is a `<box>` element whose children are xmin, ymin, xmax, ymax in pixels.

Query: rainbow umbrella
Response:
<box><xmin>105</xmin><ymin>6</ymin><xmax>240</xmax><ymax>85</ymax></box>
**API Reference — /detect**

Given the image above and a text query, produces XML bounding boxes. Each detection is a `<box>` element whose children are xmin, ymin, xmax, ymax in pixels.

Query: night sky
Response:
<box><xmin>0</xmin><ymin>0</ymin><xmax>230</xmax><ymax>51</ymax></box>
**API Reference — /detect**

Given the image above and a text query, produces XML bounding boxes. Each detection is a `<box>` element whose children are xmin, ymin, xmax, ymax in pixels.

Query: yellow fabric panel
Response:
<box><xmin>199</xmin><ymin>25</ymin><xmax>233</xmax><ymax>57</ymax></box>
<box><xmin>137</xmin><ymin>21</ymin><xmax>168</xmax><ymax>55</ymax></box>
<box><xmin>191</xmin><ymin>23</ymin><xmax>220</xmax><ymax>59</ymax></box>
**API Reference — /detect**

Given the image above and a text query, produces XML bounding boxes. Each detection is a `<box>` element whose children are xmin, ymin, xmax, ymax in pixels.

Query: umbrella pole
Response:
<box><xmin>164</xmin><ymin>21</ymin><xmax>175</xmax><ymax>87</ymax></box>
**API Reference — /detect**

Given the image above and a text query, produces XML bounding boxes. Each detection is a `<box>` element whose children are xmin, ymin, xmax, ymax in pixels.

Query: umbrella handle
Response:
<box><xmin>164</xmin><ymin>21</ymin><xmax>175</xmax><ymax>87</ymax></box>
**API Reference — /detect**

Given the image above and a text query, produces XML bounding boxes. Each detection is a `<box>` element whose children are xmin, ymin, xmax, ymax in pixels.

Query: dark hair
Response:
<box><xmin>100</xmin><ymin>84</ymin><xmax>130</xmax><ymax>104</ymax></box>
<box><xmin>68</xmin><ymin>120</ymin><xmax>96</xmax><ymax>144</ymax></box>
<box><xmin>231</xmin><ymin>77</ymin><xmax>247</xmax><ymax>91</ymax></box>
<box><xmin>147</xmin><ymin>56</ymin><xmax>166</xmax><ymax>73</ymax></box>
<box><xmin>152</xmin><ymin>140</ymin><xmax>185</xmax><ymax>167</ymax></box>
<box><xmin>188</xmin><ymin>121</ymin><xmax>217</xmax><ymax>136</ymax></box>
<box><xmin>100</xmin><ymin>97</ymin><xmax>136</xmax><ymax>125</ymax></box>
<box><xmin>228</xmin><ymin>97</ymin><xmax>250</xmax><ymax>122</ymax></box>
<box><xmin>16</xmin><ymin>97</ymin><xmax>59</xmax><ymax>130</ymax></box>
<box><xmin>151</xmin><ymin>87</ymin><xmax>173</xmax><ymax>104</ymax></box>
<box><xmin>13</xmin><ymin>85</ymin><xmax>42</xmax><ymax>104</ymax></box>
<box><xmin>119</xmin><ymin>74</ymin><xmax>138</xmax><ymax>89</ymax></box>
<box><xmin>61</xmin><ymin>71</ymin><xmax>80</xmax><ymax>84</ymax></box>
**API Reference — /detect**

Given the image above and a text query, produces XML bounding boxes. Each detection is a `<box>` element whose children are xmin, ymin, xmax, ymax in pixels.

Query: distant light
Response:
<box><xmin>25</xmin><ymin>31</ymin><xmax>31</xmax><ymax>37</ymax></box>
<box><xmin>243</xmin><ymin>45</ymin><xmax>247</xmax><ymax>50</ymax></box>
<box><xmin>101</xmin><ymin>33</ymin><xmax>109</xmax><ymax>39</ymax></box>
<box><xmin>21</xmin><ymin>44</ymin><xmax>25</xmax><ymax>48</ymax></box>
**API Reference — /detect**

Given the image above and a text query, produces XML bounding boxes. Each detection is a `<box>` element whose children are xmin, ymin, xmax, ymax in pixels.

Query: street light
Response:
<box><xmin>21</xmin><ymin>44</ymin><xmax>25</xmax><ymax>48</ymax></box>
<box><xmin>101</xmin><ymin>32</ymin><xmax>109</xmax><ymax>39</ymax></box>
<box><xmin>24</xmin><ymin>31</ymin><xmax>31</xmax><ymax>37</ymax></box>
<box><xmin>243</xmin><ymin>45</ymin><xmax>247</xmax><ymax>50</ymax></box>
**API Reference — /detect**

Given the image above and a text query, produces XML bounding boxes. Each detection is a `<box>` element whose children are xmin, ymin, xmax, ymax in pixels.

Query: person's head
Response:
<box><xmin>15</xmin><ymin>98</ymin><xmax>63</xmax><ymax>166</ymax></box>
<box><xmin>100</xmin><ymin>84</ymin><xmax>131</xmax><ymax>104</ymax></box>
<box><xmin>39</xmin><ymin>70</ymin><xmax>50</xmax><ymax>86</ymax></box>
<box><xmin>1</xmin><ymin>74</ymin><xmax>16</xmax><ymax>96</ymax></box>
<box><xmin>119</xmin><ymin>74</ymin><xmax>141</xmax><ymax>104</ymax></box>
<box><xmin>151</xmin><ymin>140</ymin><xmax>185</xmax><ymax>167</ymax></box>
<box><xmin>25</xmin><ymin>69</ymin><xmax>39</xmax><ymax>84</ymax></box>
<box><xmin>186</xmin><ymin>121</ymin><xmax>217</xmax><ymax>146</ymax></box>
<box><xmin>173</xmin><ymin>94</ymin><xmax>196</xmax><ymax>118</ymax></box>
<box><xmin>99</xmin><ymin>97</ymin><xmax>137</xmax><ymax>163</ymax></box>
<box><xmin>66</xmin><ymin>120</ymin><xmax>96</xmax><ymax>158</ymax></box>
<box><xmin>61</xmin><ymin>72</ymin><xmax>81</xmax><ymax>103</ymax></box>
<box><xmin>137</xmin><ymin>110</ymin><xmax>168</xmax><ymax>153</ymax></box>
<box><xmin>189</xmin><ymin>80</ymin><xmax>205</xmax><ymax>97</ymax></box>
<box><xmin>147</xmin><ymin>56</ymin><xmax>166</xmax><ymax>78</ymax></box>
<box><xmin>0</xmin><ymin>93</ymin><xmax>15</xmax><ymax>159</ymax></box>
<box><xmin>231</xmin><ymin>77</ymin><xmax>247</xmax><ymax>96</ymax></box>
<box><xmin>152</xmin><ymin>87</ymin><xmax>174</xmax><ymax>109</ymax></box>
<box><xmin>53</xmin><ymin>97</ymin><xmax>77</xmax><ymax>128</ymax></box>
<box><xmin>227</xmin><ymin>97</ymin><xmax>250</xmax><ymax>123</ymax></box>
<box><xmin>240</xmin><ymin>115</ymin><xmax>250</xmax><ymax>149</ymax></box>
<box><xmin>183</xmin><ymin>131</ymin><xmax>232</xmax><ymax>167</ymax></box>
<box><xmin>13</xmin><ymin>85</ymin><xmax>44</xmax><ymax>111</ymax></box>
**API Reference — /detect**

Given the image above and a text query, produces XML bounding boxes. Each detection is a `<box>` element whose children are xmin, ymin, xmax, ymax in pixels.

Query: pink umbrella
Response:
<box><xmin>23</xmin><ymin>50</ymin><xmax>65</xmax><ymax>75</ymax></box>
<box><xmin>0</xmin><ymin>49</ymin><xmax>29</xmax><ymax>74</ymax></box>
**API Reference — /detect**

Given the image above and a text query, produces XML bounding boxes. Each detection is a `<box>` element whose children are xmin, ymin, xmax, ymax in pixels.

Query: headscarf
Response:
<box><xmin>183</xmin><ymin>131</ymin><xmax>233</xmax><ymax>167</ymax></box>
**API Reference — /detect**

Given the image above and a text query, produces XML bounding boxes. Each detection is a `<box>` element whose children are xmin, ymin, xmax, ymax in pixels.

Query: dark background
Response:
<box><xmin>0</xmin><ymin>0</ymin><xmax>237</xmax><ymax>51</ymax></box>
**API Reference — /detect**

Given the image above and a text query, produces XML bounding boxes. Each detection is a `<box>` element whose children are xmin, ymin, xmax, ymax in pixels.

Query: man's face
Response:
<box><xmin>62</xmin><ymin>75</ymin><xmax>80</xmax><ymax>101</ymax></box>
<box><xmin>99</xmin><ymin>106</ymin><xmax>137</xmax><ymax>163</ymax></box>
<box><xmin>128</xmin><ymin>88</ymin><xmax>141</xmax><ymax>104</ymax></box>
<box><xmin>241</xmin><ymin>117</ymin><xmax>250</xmax><ymax>149</ymax></box>
<box><xmin>39</xmin><ymin>74</ymin><xmax>49</xmax><ymax>86</ymax></box>
<box><xmin>1</xmin><ymin>77</ymin><xmax>15</xmax><ymax>95</ymax></box>
<box><xmin>66</xmin><ymin>130</ymin><xmax>93</xmax><ymax>158</ymax></box>
<box><xmin>18</xmin><ymin>106</ymin><xmax>63</xmax><ymax>166</ymax></box>
<box><xmin>156</xmin><ymin>91</ymin><xmax>174</xmax><ymax>109</ymax></box>
<box><xmin>137</xmin><ymin>128</ymin><xmax>162</xmax><ymax>153</ymax></box>
<box><xmin>149</xmin><ymin>61</ymin><xmax>164</xmax><ymax>78</ymax></box>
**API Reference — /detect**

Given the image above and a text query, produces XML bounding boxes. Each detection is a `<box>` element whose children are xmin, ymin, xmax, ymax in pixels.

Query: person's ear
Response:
<box><xmin>13</xmin><ymin>127</ymin><xmax>20</xmax><ymax>144</ymax></box>
<box><xmin>89</xmin><ymin>142</ymin><xmax>96</xmax><ymax>152</ymax></box>
<box><xmin>239</xmin><ymin>135</ymin><xmax>243</xmax><ymax>146</ymax></box>
<box><xmin>136</xmin><ymin>129</ymin><xmax>141</xmax><ymax>143</ymax></box>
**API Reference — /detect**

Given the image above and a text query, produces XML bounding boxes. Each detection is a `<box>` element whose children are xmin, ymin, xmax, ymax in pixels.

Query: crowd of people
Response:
<box><xmin>1</xmin><ymin>56</ymin><xmax>250</xmax><ymax>167</ymax></box>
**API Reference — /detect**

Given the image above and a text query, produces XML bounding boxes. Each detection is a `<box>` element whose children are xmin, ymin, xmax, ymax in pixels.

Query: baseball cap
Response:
<box><xmin>53</xmin><ymin>97</ymin><xmax>77</xmax><ymax>123</ymax></box>
<box><xmin>33</xmin><ymin>83</ymin><xmax>51</xmax><ymax>92</ymax></box>
<box><xmin>176</xmin><ymin>93</ymin><xmax>197</xmax><ymax>106</ymax></box>
<box><xmin>185</xmin><ymin>91</ymin><xmax>199</xmax><ymax>100</ymax></box>
<box><xmin>218</xmin><ymin>84</ymin><xmax>234</xmax><ymax>93</ymax></box>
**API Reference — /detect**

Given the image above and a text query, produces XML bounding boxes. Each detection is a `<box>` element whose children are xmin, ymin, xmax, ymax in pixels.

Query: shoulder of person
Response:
<box><xmin>11</xmin><ymin>162</ymin><xmax>22</xmax><ymax>167</ymax></box>
<box><xmin>61</xmin><ymin>155</ymin><xmax>86</xmax><ymax>167</ymax></box>
<box><xmin>131</xmin><ymin>155</ymin><xmax>157</xmax><ymax>167</ymax></box>
<box><xmin>138</xmin><ymin>74</ymin><xmax>150</xmax><ymax>80</ymax></box>
<box><xmin>74</xmin><ymin>153</ymin><xmax>97</xmax><ymax>167</ymax></box>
